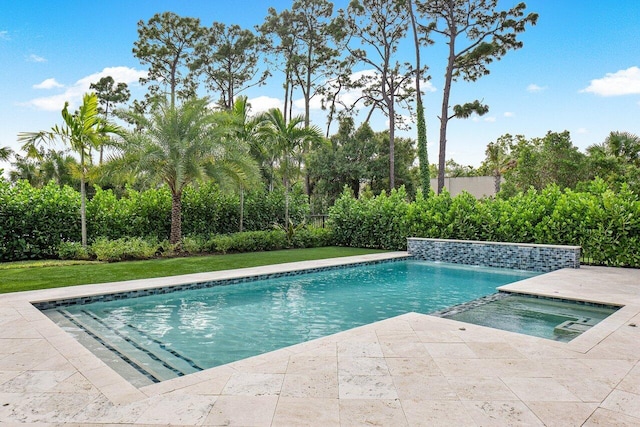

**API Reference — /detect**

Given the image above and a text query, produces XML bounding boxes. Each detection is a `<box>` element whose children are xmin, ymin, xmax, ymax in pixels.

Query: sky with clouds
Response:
<box><xmin>1</xmin><ymin>0</ymin><xmax>639</xmax><ymax>173</ymax></box>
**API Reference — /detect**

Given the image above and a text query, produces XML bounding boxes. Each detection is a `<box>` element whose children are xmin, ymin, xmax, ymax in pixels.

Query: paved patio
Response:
<box><xmin>1</xmin><ymin>252</ymin><xmax>639</xmax><ymax>426</ymax></box>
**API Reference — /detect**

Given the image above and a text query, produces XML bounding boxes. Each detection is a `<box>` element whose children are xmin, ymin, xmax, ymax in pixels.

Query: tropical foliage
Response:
<box><xmin>329</xmin><ymin>180</ymin><xmax>640</xmax><ymax>267</ymax></box>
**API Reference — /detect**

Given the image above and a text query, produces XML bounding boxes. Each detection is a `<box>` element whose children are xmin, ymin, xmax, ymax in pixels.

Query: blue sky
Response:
<box><xmin>1</xmin><ymin>1</ymin><xmax>639</xmax><ymax>174</ymax></box>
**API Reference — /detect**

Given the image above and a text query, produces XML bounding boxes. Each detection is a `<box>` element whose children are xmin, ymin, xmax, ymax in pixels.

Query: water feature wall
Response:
<box><xmin>407</xmin><ymin>238</ymin><xmax>580</xmax><ymax>272</ymax></box>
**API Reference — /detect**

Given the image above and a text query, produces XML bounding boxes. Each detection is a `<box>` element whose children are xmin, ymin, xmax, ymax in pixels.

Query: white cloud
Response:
<box><xmin>27</xmin><ymin>54</ymin><xmax>46</xmax><ymax>63</ymax></box>
<box><xmin>22</xmin><ymin>66</ymin><xmax>147</xmax><ymax>111</ymax></box>
<box><xmin>33</xmin><ymin>78</ymin><xmax>64</xmax><ymax>89</ymax></box>
<box><xmin>576</xmin><ymin>127</ymin><xmax>588</xmax><ymax>134</ymax></box>
<box><xmin>484</xmin><ymin>116</ymin><xmax>496</xmax><ymax>122</ymax></box>
<box><xmin>581</xmin><ymin>66</ymin><xmax>640</xmax><ymax>96</ymax></box>
<box><xmin>503</xmin><ymin>111</ymin><xmax>515</xmax><ymax>117</ymax></box>
<box><xmin>246</xmin><ymin>96</ymin><xmax>283</xmax><ymax>114</ymax></box>
<box><xmin>527</xmin><ymin>83</ymin><xmax>546</xmax><ymax>93</ymax></box>
<box><xmin>0</xmin><ymin>30</ymin><xmax>9</xmax><ymax>41</ymax></box>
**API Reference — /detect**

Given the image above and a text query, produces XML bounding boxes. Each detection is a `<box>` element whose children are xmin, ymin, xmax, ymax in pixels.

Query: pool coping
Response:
<box><xmin>1</xmin><ymin>252</ymin><xmax>640</xmax><ymax>425</ymax></box>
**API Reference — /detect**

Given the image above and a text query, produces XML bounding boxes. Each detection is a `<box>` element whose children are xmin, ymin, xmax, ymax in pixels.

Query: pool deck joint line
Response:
<box><xmin>1</xmin><ymin>251</ymin><xmax>640</xmax><ymax>426</ymax></box>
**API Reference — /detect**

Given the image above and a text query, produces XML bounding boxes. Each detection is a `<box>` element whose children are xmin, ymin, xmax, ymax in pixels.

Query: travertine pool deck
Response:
<box><xmin>1</xmin><ymin>252</ymin><xmax>639</xmax><ymax>426</ymax></box>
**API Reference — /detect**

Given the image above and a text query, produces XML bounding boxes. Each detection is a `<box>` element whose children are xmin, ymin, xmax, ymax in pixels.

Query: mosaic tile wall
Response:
<box><xmin>407</xmin><ymin>238</ymin><xmax>580</xmax><ymax>272</ymax></box>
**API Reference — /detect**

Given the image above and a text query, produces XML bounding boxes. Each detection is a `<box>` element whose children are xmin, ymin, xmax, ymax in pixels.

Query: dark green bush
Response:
<box><xmin>0</xmin><ymin>179</ymin><xmax>310</xmax><ymax>262</ymax></box>
<box><xmin>330</xmin><ymin>181</ymin><xmax>640</xmax><ymax>267</ymax></box>
<box><xmin>0</xmin><ymin>180</ymin><xmax>81</xmax><ymax>261</ymax></box>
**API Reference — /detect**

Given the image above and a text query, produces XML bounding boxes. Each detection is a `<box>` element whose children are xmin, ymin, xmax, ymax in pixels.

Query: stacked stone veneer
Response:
<box><xmin>407</xmin><ymin>238</ymin><xmax>581</xmax><ymax>272</ymax></box>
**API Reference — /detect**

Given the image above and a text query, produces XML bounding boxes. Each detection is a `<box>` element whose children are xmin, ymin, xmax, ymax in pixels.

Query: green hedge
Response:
<box><xmin>329</xmin><ymin>180</ymin><xmax>640</xmax><ymax>267</ymax></box>
<box><xmin>0</xmin><ymin>180</ymin><xmax>81</xmax><ymax>261</ymax></box>
<box><xmin>1</xmin><ymin>180</ymin><xmax>310</xmax><ymax>261</ymax></box>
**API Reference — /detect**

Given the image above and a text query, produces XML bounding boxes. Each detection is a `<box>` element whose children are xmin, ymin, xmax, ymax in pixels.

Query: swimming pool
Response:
<box><xmin>41</xmin><ymin>259</ymin><xmax>537</xmax><ymax>385</ymax></box>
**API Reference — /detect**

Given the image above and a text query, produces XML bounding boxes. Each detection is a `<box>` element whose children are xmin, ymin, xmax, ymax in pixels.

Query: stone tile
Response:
<box><xmin>424</xmin><ymin>342</ymin><xmax>477</xmax><ymax>359</ymax></box>
<box><xmin>501</xmin><ymin>377</ymin><xmax>580</xmax><ymax>402</ymax></box>
<box><xmin>466</xmin><ymin>342</ymin><xmax>526</xmax><ymax>359</ymax></box>
<box><xmin>414</xmin><ymin>330</ymin><xmax>464</xmax><ymax>343</ymax></box>
<box><xmin>231</xmin><ymin>353</ymin><xmax>291</xmax><ymax>374</ymax></box>
<box><xmin>463</xmin><ymin>400</ymin><xmax>545</xmax><ymax>426</ymax></box>
<box><xmin>52</xmin><ymin>372</ymin><xmax>99</xmax><ymax>394</ymax></box>
<box><xmin>0</xmin><ymin>370</ymin><xmax>75</xmax><ymax>393</ymax></box>
<box><xmin>281</xmin><ymin>373</ymin><xmax>338</xmax><ymax>398</ymax></box>
<box><xmin>0</xmin><ymin>338</ymin><xmax>46</xmax><ymax>354</ymax></box>
<box><xmin>401</xmin><ymin>399</ymin><xmax>476</xmax><ymax>427</ymax></box>
<box><xmin>203</xmin><ymin>395</ymin><xmax>277</xmax><ymax>426</ymax></box>
<box><xmin>338</xmin><ymin>357</ymin><xmax>389</xmax><ymax>376</ymax></box>
<box><xmin>0</xmin><ymin>351</ymin><xmax>51</xmax><ymax>371</ymax></box>
<box><xmin>385</xmin><ymin>357</ymin><xmax>442</xmax><ymax>377</ymax></box>
<box><xmin>527</xmin><ymin>401</ymin><xmax>599</xmax><ymax>427</ymax></box>
<box><xmin>380</xmin><ymin>341</ymin><xmax>429</xmax><ymax>358</ymax></box>
<box><xmin>447</xmin><ymin>377</ymin><xmax>518</xmax><ymax>401</ymax></box>
<box><xmin>583</xmin><ymin>407</ymin><xmax>640</xmax><ymax>426</ymax></box>
<box><xmin>135</xmin><ymin>393</ymin><xmax>215</xmax><ymax>425</ymax></box>
<box><xmin>435</xmin><ymin>358</ymin><xmax>548</xmax><ymax>377</ymax></box>
<box><xmin>70</xmin><ymin>395</ymin><xmax>150</xmax><ymax>424</ymax></box>
<box><xmin>555</xmin><ymin>376</ymin><xmax>614</xmax><ymax>403</ymax></box>
<box><xmin>172</xmin><ymin>374</ymin><xmax>232</xmax><ymax>396</ymax></box>
<box><xmin>221</xmin><ymin>373</ymin><xmax>284</xmax><ymax>396</ymax></box>
<box><xmin>618</xmin><ymin>363</ymin><xmax>640</xmax><ymax>395</ymax></box>
<box><xmin>272</xmin><ymin>397</ymin><xmax>340</xmax><ymax>426</ymax></box>
<box><xmin>339</xmin><ymin>399</ymin><xmax>408</xmax><ymax>426</ymax></box>
<box><xmin>601</xmin><ymin>389</ymin><xmax>640</xmax><ymax>419</ymax></box>
<box><xmin>337</xmin><ymin>341</ymin><xmax>384</xmax><ymax>358</ymax></box>
<box><xmin>1</xmin><ymin>391</ymin><xmax>96</xmax><ymax>424</ymax></box>
<box><xmin>375</xmin><ymin>331</ymin><xmax>419</xmax><ymax>344</ymax></box>
<box><xmin>393</xmin><ymin>375</ymin><xmax>458</xmax><ymax>401</ymax></box>
<box><xmin>0</xmin><ymin>370</ymin><xmax>22</xmax><ymax>387</ymax></box>
<box><xmin>338</xmin><ymin>374</ymin><xmax>397</xmax><ymax>399</ymax></box>
<box><xmin>286</xmin><ymin>355</ymin><xmax>337</xmax><ymax>375</ymax></box>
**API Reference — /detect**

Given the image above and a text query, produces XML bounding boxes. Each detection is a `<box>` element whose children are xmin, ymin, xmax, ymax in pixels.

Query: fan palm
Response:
<box><xmin>18</xmin><ymin>93</ymin><xmax>124</xmax><ymax>246</ymax></box>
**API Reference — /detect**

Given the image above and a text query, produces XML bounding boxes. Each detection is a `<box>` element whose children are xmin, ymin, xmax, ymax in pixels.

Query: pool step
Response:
<box><xmin>554</xmin><ymin>317</ymin><xmax>596</xmax><ymax>335</ymax></box>
<box><xmin>52</xmin><ymin>309</ymin><xmax>201</xmax><ymax>383</ymax></box>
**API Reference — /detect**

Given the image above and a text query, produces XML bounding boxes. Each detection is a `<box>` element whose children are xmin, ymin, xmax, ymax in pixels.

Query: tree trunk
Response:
<box><xmin>437</xmin><ymin>31</ymin><xmax>456</xmax><ymax>195</ymax></box>
<box><xmin>80</xmin><ymin>178</ymin><xmax>87</xmax><ymax>248</ymax></box>
<box><xmin>170</xmin><ymin>191</ymin><xmax>182</xmax><ymax>245</ymax></box>
<box><xmin>239</xmin><ymin>187</ymin><xmax>244</xmax><ymax>232</ymax></box>
<box><xmin>408</xmin><ymin>0</ymin><xmax>430</xmax><ymax>195</ymax></box>
<box><xmin>494</xmin><ymin>173</ymin><xmax>501</xmax><ymax>194</ymax></box>
<box><xmin>284</xmin><ymin>178</ymin><xmax>290</xmax><ymax>226</ymax></box>
<box><xmin>80</xmin><ymin>150</ymin><xmax>87</xmax><ymax>247</ymax></box>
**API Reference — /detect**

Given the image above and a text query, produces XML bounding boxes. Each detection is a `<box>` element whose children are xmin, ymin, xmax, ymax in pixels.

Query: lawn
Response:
<box><xmin>0</xmin><ymin>247</ymin><xmax>389</xmax><ymax>294</ymax></box>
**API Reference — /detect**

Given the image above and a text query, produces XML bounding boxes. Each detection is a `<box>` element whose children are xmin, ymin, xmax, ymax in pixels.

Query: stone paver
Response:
<box><xmin>0</xmin><ymin>253</ymin><xmax>639</xmax><ymax>425</ymax></box>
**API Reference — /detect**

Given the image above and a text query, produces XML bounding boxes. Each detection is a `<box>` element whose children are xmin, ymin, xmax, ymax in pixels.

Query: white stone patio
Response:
<box><xmin>1</xmin><ymin>252</ymin><xmax>639</xmax><ymax>426</ymax></box>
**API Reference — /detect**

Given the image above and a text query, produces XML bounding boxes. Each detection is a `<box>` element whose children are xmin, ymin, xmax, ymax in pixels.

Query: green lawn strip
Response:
<box><xmin>0</xmin><ymin>247</ymin><xmax>389</xmax><ymax>294</ymax></box>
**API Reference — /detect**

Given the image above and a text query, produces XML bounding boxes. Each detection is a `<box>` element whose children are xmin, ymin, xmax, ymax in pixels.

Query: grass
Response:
<box><xmin>0</xmin><ymin>247</ymin><xmax>389</xmax><ymax>294</ymax></box>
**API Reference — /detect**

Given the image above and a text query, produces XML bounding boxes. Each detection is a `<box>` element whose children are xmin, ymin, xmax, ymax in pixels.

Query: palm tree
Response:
<box><xmin>259</xmin><ymin>109</ymin><xmax>323</xmax><ymax>224</ymax></box>
<box><xmin>216</xmin><ymin>96</ymin><xmax>263</xmax><ymax>231</ymax></box>
<box><xmin>118</xmin><ymin>97</ymin><xmax>258</xmax><ymax>244</ymax></box>
<box><xmin>18</xmin><ymin>93</ymin><xmax>123</xmax><ymax>246</ymax></box>
<box><xmin>0</xmin><ymin>146</ymin><xmax>13</xmax><ymax>162</ymax></box>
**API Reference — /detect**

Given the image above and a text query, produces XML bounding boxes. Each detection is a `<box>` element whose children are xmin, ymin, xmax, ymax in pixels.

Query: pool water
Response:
<box><xmin>43</xmin><ymin>260</ymin><xmax>537</xmax><ymax>384</ymax></box>
<box><xmin>445</xmin><ymin>293</ymin><xmax>619</xmax><ymax>342</ymax></box>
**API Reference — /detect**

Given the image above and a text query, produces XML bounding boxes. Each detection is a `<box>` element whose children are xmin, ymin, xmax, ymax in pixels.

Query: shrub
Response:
<box><xmin>57</xmin><ymin>241</ymin><xmax>90</xmax><ymax>260</ymax></box>
<box><xmin>329</xmin><ymin>180</ymin><xmax>640</xmax><ymax>267</ymax></box>
<box><xmin>91</xmin><ymin>237</ymin><xmax>158</xmax><ymax>262</ymax></box>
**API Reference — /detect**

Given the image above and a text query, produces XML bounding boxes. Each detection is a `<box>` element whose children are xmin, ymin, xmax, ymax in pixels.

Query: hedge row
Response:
<box><xmin>329</xmin><ymin>180</ymin><xmax>640</xmax><ymax>267</ymax></box>
<box><xmin>0</xmin><ymin>180</ymin><xmax>309</xmax><ymax>261</ymax></box>
<box><xmin>58</xmin><ymin>228</ymin><xmax>334</xmax><ymax>262</ymax></box>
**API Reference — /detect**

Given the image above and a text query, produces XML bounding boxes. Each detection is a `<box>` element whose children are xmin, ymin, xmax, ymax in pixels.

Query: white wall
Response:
<box><xmin>429</xmin><ymin>176</ymin><xmax>501</xmax><ymax>198</ymax></box>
